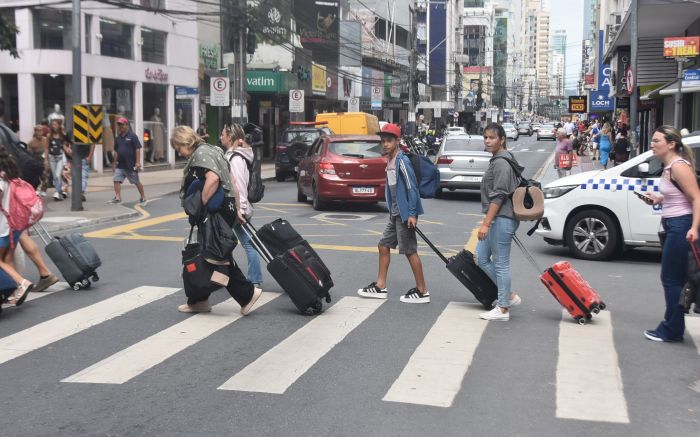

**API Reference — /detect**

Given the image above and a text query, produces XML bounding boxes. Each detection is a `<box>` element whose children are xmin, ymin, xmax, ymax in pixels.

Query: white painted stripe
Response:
<box><xmin>0</xmin><ymin>286</ymin><xmax>180</xmax><ymax>365</ymax></box>
<box><xmin>382</xmin><ymin>302</ymin><xmax>486</xmax><ymax>408</ymax></box>
<box><xmin>537</xmin><ymin>149</ymin><xmax>546</xmax><ymax>152</ymax></box>
<box><xmin>685</xmin><ymin>316</ymin><xmax>700</xmax><ymax>355</ymax></box>
<box><xmin>218</xmin><ymin>296</ymin><xmax>383</xmax><ymax>393</ymax></box>
<box><xmin>520</xmin><ymin>148</ymin><xmax>529</xmax><ymax>151</ymax></box>
<box><xmin>62</xmin><ymin>293</ymin><xmax>280</xmax><ymax>384</ymax></box>
<box><xmin>556</xmin><ymin>310</ymin><xmax>629</xmax><ymax>423</ymax></box>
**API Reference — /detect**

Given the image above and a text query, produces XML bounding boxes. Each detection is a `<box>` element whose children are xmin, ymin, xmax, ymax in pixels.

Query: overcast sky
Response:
<box><xmin>549</xmin><ymin>0</ymin><xmax>585</xmax><ymax>91</ymax></box>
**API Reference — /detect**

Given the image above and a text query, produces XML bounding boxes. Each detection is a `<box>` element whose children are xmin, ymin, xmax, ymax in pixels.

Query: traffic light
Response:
<box><xmin>246</xmin><ymin>28</ymin><xmax>257</xmax><ymax>55</ymax></box>
<box><xmin>556</xmin><ymin>99</ymin><xmax>561</xmax><ymax>108</ymax></box>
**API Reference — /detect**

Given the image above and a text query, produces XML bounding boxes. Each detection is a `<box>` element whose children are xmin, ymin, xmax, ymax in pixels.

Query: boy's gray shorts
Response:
<box><xmin>379</xmin><ymin>215</ymin><xmax>418</xmax><ymax>255</ymax></box>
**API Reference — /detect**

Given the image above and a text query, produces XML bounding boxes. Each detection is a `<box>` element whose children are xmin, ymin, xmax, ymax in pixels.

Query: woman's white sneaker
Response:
<box><xmin>479</xmin><ymin>306</ymin><xmax>509</xmax><ymax>321</ymax></box>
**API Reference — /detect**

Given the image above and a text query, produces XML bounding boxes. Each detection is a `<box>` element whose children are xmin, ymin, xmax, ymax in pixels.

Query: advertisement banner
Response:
<box><xmin>568</xmin><ymin>96</ymin><xmax>587</xmax><ymax>113</ymax></box>
<box><xmin>252</xmin><ymin>0</ymin><xmax>291</xmax><ymax>44</ymax></box>
<box><xmin>591</xmin><ymin>30</ymin><xmax>614</xmax><ymax>111</ymax></box>
<box><xmin>312</xmin><ymin>63</ymin><xmax>326</xmax><ymax>95</ymax></box>
<box><xmin>198</xmin><ymin>43</ymin><xmax>219</xmax><ymax>70</ymax></box>
<box><xmin>338</xmin><ymin>67</ymin><xmax>360</xmax><ymax>100</ymax></box>
<box><xmin>615</xmin><ymin>48</ymin><xmax>631</xmax><ymax>96</ymax></box>
<box><xmin>384</xmin><ymin>75</ymin><xmax>401</xmax><ymax>99</ymax></box>
<box><xmin>295</xmin><ymin>0</ymin><xmax>339</xmax><ymax>67</ymax></box>
<box><xmin>683</xmin><ymin>69</ymin><xmax>700</xmax><ymax>87</ymax></box>
<box><xmin>663</xmin><ymin>36</ymin><xmax>700</xmax><ymax>58</ymax></box>
<box><xmin>325</xmin><ymin>71</ymin><xmax>338</xmax><ymax>100</ymax></box>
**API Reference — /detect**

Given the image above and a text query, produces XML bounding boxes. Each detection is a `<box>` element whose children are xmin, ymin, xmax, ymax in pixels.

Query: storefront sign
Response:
<box><xmin>626</xmin><ymin>67</ymin><xmax>634</xmax><ymax>96</ymax></box>
<box><xmin>568</xmin><ymin>96</ymin><xmax>587</xmax><ymax>113</ymax></box>
<box><xmin>247</xmin><ymin>70</ymin><xmax>281</xmax><ymax>93</ymax></box>
<box><xmin>589</xmin><ymin>91</ymin><xmax>614</xmax><ymax>112</ymax></box>
<box><xmin>175</xmin><ymin>87</ymin><xmax>198</xmax><ymax>99</ymax></box>
<box><xmin>682</xmin><ymin>69</ymin><xmax>700</xmax><ymax>87</ymax></box>
<box><xmin>145</xmin><ymin>67</ymin><xmax>168</xmax><ymax>82</ymax></box>
<box><xmin>312</xmin><ymin>63</ymin><xmax>326</xmax><ymax>95</ymax></box>
<box><xmin>616</xmin><ymin>96</ymin><xmax>630</xmax><ymax>109</ymax></box>
<box><xmin>295</xmin><ymin>0</ymin><xmax>339</xmax><ymax>67</ymax></box>
<box><xmin>591</xmin><ymin>30</ymin><xmax>614</xmax><ymax>112</ymax></box>
<box><xmin>289</xmin><ymin>89</ymin><xmax>304</xmax><ymax>113</ymax></box>
<box><xmin>615</xmin><ymin>48</ymin><xmax>631</xmax><ymax>95</ymax></box>
<box><xmin>325</xmin><ymin>72</ymin><xmax>337</xmax><ymax>100</ymax></box>
<box><xmin>663</xmin><ymin>36</ymin><xmax>699</xmax><ymax>58</ymax></box>
<box><xmin>198</xmin><ymin>43</ymin><xmax>219</xmax><ymax>70</ymax></box>
<box><xmin>384</xmin><ymin>75</ymin><xmax>401</xmax><ymax>99</ymax></box>
<box><xmin>210</xmin><ymin>76</ymin><xmax>229</xmax><ymax>106</ymax></box>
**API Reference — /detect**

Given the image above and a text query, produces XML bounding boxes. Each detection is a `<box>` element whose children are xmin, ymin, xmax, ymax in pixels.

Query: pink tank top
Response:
<box><xmin>660</xmin><ymin>158</ymin><xmax>693</xmax><ymax>218</ymax></box>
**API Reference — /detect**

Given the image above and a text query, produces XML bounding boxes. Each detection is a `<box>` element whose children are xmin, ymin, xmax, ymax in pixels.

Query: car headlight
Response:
<box><xmin>543</xmin><ymin>185</ymin><xmax>578</xmax><ymax>199</ymax></box>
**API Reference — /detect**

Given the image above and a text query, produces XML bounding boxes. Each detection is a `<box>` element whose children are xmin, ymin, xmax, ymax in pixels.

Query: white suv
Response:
<box><xmin>536</xmin><ymin>132</ymin><xmax>700</xmax><ymax>260</ymax></box>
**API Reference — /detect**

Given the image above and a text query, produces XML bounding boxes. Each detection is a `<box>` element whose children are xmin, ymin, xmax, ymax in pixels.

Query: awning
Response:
<box><xmin>640</xmin><ymin>83</ymin><xmax>669</xmax><ymax>101</ymax></box>
<box><xmin>658</xmin><ymin>81</ymin><xmax>700</xmax><ymax>96</ymax></box>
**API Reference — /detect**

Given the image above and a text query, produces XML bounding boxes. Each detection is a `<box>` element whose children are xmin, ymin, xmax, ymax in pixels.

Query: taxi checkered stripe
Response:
<box><xmin>579</xmin><ymin>178</ymin><xmax>660</xmax><ymax>192</ymax></box>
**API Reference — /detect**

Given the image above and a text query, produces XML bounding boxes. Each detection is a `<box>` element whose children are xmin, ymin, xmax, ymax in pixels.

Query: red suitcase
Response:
<box><xmin>513</xmin><ymin>236</ymin><xmax>606</xmax><ymax>324</ymax></box>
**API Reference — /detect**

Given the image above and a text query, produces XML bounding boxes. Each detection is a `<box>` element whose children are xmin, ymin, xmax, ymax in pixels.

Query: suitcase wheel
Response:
<box><xmin>92</xmin><ymin>273</ymin><xmax>100</xmax><ymax>282</ymax></box>
<box><xmin>72</xmin><ymin>283</ymin><xmax>82</xmax><ymax>291</ymax></box>
<box><xmin>576</xmin><ymin>317</ymin><xmax>587</xmax><ymax>325</ymax></box>
<box><xmin>599</xmin><ymin>302</ymin><xmax>606</xmax><ymax>311</ymax></box>
<box><xmin>591</xmin><ymin>306</ymin><xmax>601</xmax><ymax>315</ymax></box>
<box><xmin>82</xmin><ymin>279</ymin><xmax>92</xmax><ymax>289</ymax></box>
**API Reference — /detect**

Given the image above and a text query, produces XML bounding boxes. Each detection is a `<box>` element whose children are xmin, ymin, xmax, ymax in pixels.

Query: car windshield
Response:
<box><xmin>284</xmin><ymin>130</ymin><xmax>320</xmax><ymax>145</ymax></box>
<box><xmin>503</xmin><ymin>124</ymin><xmax>515</xmax><ymax>128</ymax></box>
<box><xmin>541</xmin><ymin>125</ymin><xmax>554</xmax><ymax>129</ymax></box>
<box><xmin>518</xmin><ymin>123</ymin><xmax>529</xmax><ymax>128</ymax></box>
<box><xmin>444</xmin><ymin>138</ymin><xmax>486</xmax><ymax>152</ymax></box>
<box><xmin>328</xmin><ymin>141</ymin><xmax>383</xmax><ymax>158</ymax></box>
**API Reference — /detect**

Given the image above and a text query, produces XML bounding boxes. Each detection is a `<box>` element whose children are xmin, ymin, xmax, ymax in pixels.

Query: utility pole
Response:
<box><xmin>70</xmin><ymin>0</ymin><xmax>83</xmax><ymax>211</ymax></box>
<box><xmin>629</xmin><ymin>0</ymin><xmax>639</xmax><ymax>155</ymax></box>
<box><xmin>407</xmin><ymin>1</ymin><xmax>416</xmax><ymax>136</ymax></box>
<box><xmin>673</xmin><ymin>58</ymin><xmax>686</xmax><ymax>129</ymax></box>
<box><xmin>231</xmin><ymin>0</ymin><xmax>247</xmax><ymax>125</ymax></box>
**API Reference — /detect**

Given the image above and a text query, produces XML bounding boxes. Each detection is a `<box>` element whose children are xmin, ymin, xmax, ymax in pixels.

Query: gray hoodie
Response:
<box><xmin>225</xmin><ymin>147</ymin><xmax>255</xmax><ymax>218</ymax></box>
<box><xmin>480</xmin><ymin>150</ymin><xmax>519</xmax><ymax>219</ymax></box>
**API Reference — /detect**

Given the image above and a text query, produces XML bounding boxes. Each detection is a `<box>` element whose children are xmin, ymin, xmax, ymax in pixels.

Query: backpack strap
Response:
<box><xmin>231</xmin><ymin>151</ymin><xmax>253</xmax><ymax>172</ymax></box>
<box><xmin>490</xmin><ymin>155</ymin><xmax>524</xmax><ymax>182</ymax></box>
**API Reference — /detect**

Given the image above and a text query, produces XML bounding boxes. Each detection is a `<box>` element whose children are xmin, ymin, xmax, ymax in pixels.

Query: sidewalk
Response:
<box><xmin>538</xmin><ymin>152</ymin><xmax>604</xmax><ymax>187</ymax></box>
<box><xmin>36</xmin><ymin>162</ymin><xmax>277</xmax><ymax>235</ymax></box>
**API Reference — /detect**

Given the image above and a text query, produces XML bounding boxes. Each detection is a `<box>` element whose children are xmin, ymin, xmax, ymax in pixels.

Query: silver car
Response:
<box><xmin>537</xmin><ymin>124</ymin><xmax>557</xmax><ymax>141</ymax></box>
<box><xmin>435</xmin><ymin>134</ymin><xmax>488</xmax><ymax>196</ymax></box>
<box><xmin>502</xmin><ymin>123</ymin><xmax>519</xmax><ymax>140</ymax></box>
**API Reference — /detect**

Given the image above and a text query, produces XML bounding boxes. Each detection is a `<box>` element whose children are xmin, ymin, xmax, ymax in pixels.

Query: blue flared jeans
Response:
<box><xmin>476</xmin><ymin>216</ymin><xmax>520</xmax><ymax>308</ymax></box>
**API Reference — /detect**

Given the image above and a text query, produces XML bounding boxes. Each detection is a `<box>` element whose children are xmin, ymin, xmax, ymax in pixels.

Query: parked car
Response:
<box><xmin>434</xmin><ymin>134</ymin><xmax>488</xmax><ymax>196</ymax></box>
<box><xmin>502</xmin><ymin>123</ymin><xmax>519</xmax><ymax>140</ymax></box>
<box><xmin>536</xmin><ymin>132</ymin><xmax>700</xmax><ymax>260</ymax></box>
<box><xmin>532</xmin><ymin>123</ymin><xmax>542</xmax><ymax>133</ymax></box>
<box><xmin>517</xmin><ymin>122</ymin><xmax>533</xmax><ymax>136</ymax></box>
<box><xmin>296</xmin><ymin>135</ymin><xmax>387</xmax><ymax>210</ymax></box>
<box><xmin>445</xmin><ymin>126</ymin><xmax>467</xmax><ymax>136</ymax></box>
<box><xmin>275</xmin><ymin>122</ymin><xmax>333</xmax><ymax>181</ymax></box>
<box><xmin>537</xmin><ymin>124</ymin><xmax>557</xmax><ymax>141</ymax></box>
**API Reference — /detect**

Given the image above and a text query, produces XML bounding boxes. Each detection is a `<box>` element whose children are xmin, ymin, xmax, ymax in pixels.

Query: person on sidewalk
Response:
<box><xmin>357</xmin><ymin>123</ymin><xmax>430</xmax><ymax>304</ymax></box>
<box><xmin>109</xmin><ymin>117</ymin><xmax>146</xmax><ymax>205</ymax></box>
<box><xmin>171</xmin><ymin>125</ymin><xmax>262</xmax><ymax>315</ymax></box>
<box><xmin>222</xmin><ymin>123</ymin><xmax>263</xmax><ymax>289</ymax></box>
<box><xmin>0</xmin><ymin>145</ymin><xmax>34</xmax><ymax>305</ymax></box>
<box><xmin>598</xmin><ymin>123</ymin><xmax>613</xmax><ymax>169</ymax></box>
<box><xmin>613</xmin><ymin>126</ymin><xmax>630</xmax><ymax>165</ymax></box>
<box><xmin>477</xmin><ymin>123</ymin><xmax>522</xmax><ymax>322</ymax></box>
<box><xmin>641</xmin><ymin>126</ymin><xmax>700</xmax><ymax>343</ymax></box>
<box><xmin>554</xmin><ymin>128</ymin><xmax>574</xmax><ymax>178</ymax></box>
<box><xmin>27</xmin><ymin>125</ymin><xmax>49</xmax><ymax>197</ymax></box>
<box><xmin>44</xmin><ymin>119</ymin><xmax>69</xmax><ymax>201</ymax></box>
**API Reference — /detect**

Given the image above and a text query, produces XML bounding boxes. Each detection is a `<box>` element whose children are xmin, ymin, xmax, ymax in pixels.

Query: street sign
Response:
<box><xmin>348</xmin><ymin>97</ymin><xmax>360</xmax><ymax>112</ymax></box>
<box><xmin>453</xmin><ymin>111</ymin><xmax>459</xmax><ymax>119</ymax></box>
<box><xmin>626</xmin><ymin>67</ymin><xmax>634</xmax><ymax>96</ymax></box>
<box><xmin>88</xmin><ymin>105</ymin><xmax>103</xmax><ymax>144</ymax></box>
<box><xmin>210</xmin><ymin>76</ymin><xmax>230</xmax><ymax>106</ymax></box>
<box><xmin>663</xmin><ymin>36</ymin><xmax>699</xmax><ymax>58</ymax></box>
<box><xmin>72</xmin><ymin>105</ymin><xmax>90</xmax><ymax>143</ymax></box>
<box><xmin>371</xmin><ymin>85</ymin><xmax>382</xmax><ymax>110</ymax></box>
<box><xmin>568</xmin><ymin>96</ymin><xmax>587</xmax><ymax>113</ymax></box>
<box><xmin>683</xmin><ymin>69</ymin><xmax>700</xmax><ymax>87</ymax></box>
<box><xmin>289</xmin><ymin>89</ymin><xmax>304</xmax><ymax>113</ymax></box>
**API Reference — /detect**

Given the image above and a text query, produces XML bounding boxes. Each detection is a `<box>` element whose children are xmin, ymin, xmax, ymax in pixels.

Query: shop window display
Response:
<box><xmin>143</xmin><ymin>83</ymin><xmax>168</xmax><ymax>165</ymax></box>
<box><xmin>34</xmin><ymin>74</ymin><xmax>72</xmax><ymax>126</ymax></box>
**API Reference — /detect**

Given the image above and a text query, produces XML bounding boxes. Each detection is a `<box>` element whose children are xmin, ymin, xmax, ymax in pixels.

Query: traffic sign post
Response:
<box><xmin>348</xmin><ymin>97</ymin><xmax>359</xmax><ymax>112</ymax></box>
<box><xmin>289</xmin><ymin>89</ymin><xmax>304</xmax><ymax>122</ymax></box>
<box><xmin>72</xmin><ymin>104</ymin><xmax>103</xmax><ymax>211</ymax></box>
<box><xmin>210</xmin><ymin>76</ymin><xmax>230</xmax><ymax>107</ymax></box>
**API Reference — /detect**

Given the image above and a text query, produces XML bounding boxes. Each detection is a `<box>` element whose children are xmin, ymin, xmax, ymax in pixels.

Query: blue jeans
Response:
<box><xmin>655</xmin><ymin>214</ymin><xmax>691</xmax><ymax>341</ymax></box>
<box><xmin>81</xmin><ymin>158</ymin><xmax>89</xmax><ymax>193</ymax></box>
<box><xmin>233</xmin><ymin>222</ymin><xmax>263</xmax><ymax>285</ymax></box>
<box><xmin>476</xmin><ymin>216</ymin><xmax>519</xmax><ymax>308</ymax></box>
<box><xmin>48</xmin><ymin>154</ymin><xmax>64</xmax><ymax>194</ymax></box>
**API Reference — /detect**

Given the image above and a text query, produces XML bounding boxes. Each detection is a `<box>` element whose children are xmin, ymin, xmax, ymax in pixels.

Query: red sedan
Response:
<box><xmin>296</xmin><ymin>135</ymin><xmax>387</xmax><ymax>210</ymax></box>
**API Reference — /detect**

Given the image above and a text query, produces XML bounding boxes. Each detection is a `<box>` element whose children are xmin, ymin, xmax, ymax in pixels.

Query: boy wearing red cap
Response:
<box><xmin>357</xmin><ymin>123</ymin><xmax>430</xmax><ymax>303</ymax></box>
<box><xmin>109</xmin><ymin>117</ymin><xmax>147</xmax><ymax>204</ymax></box>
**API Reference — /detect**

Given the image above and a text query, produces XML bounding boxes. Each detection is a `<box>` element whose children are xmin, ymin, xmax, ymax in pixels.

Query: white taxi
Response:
<box><xmin>536</xmin><ymin>132</ymin><xmax>700</xmax><ymax>260</ymax></box>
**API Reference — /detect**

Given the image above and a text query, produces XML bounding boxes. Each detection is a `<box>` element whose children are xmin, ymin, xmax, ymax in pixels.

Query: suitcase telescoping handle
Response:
<box><xmin>414</xmin><ymin>227</ymin><xmax>449</xmax><ymax>265</ymax></box>
<box><xmin>512</xmin><ymin>235</ymin><xmax>544</xmax><ymax>274</ymax></box>
<box><xmin>237</xmin><ymin>220</ymin><xmax>274</xmax><ymax>264</ymax></box>
<box><xmin>32</xmin><ymin>221</ymin><xmax>53</xmax><ymax>246</ymax></box>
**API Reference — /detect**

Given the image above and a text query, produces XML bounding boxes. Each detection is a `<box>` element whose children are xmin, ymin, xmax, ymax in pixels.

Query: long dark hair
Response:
<box><xmin>484</xmin><ymin>123</ymin><xmax>507</xmax><ymax>149</ymax></box>
<box><xmin>0</xmin><ymin>144</ymin><xmax>20</xmax><ymax>179</ymax></box>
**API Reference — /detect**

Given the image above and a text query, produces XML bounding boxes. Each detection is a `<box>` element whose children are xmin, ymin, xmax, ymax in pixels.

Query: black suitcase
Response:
<box><xmin>416</xmin><ymin>227</ymin><xmax>497</xmax><ymax>309</ymax></box>
<box><xmin>35</xmin><ymin>223</ymin><xmax>100</xmax><ymax>290</ymax></box>
<box><xmin>256</xmin><ymin>218</ymin><xmax>305</xmax><ymax>257</ymax></box>
<box><xmin>241</xmin><ymin>222</ymin><xmax>332</xmax><ymax>315</ymax></box>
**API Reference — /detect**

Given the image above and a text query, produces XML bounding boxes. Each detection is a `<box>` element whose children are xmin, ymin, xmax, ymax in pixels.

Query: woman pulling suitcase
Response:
<box><xmin>170</xmin><ymin>126</ymin><xmax>262</xmax><ymax>315</ymax></box>
<box><xmin>476</xmin><ymin>123</ymin><xmax>522</xmax><ymax>321</ymax></box>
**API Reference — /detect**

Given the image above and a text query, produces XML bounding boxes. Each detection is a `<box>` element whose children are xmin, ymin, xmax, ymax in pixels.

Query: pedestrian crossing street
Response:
<box><xmin>3</xmin><ymin>283</ymin><xmax>700</xmax><ymax>425</ymax></box>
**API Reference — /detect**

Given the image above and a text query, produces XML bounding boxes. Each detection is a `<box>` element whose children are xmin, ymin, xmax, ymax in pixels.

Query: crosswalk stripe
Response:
<box><xmin>62</xmin><ymin>293</ymin><xmax>280</xmax><ymax>384</ymax></box>
<box><xmin>685</xmin><ymin>316</ymin><xmax>700</xmax><ymax>355</ymax></box>
<box><xmin>218</xmin><ymin>296</ymin><xmax>384</xmax><ymax>394</ymax></box>
<box><xmin>520</xmin><ymin>148</ymin><xmax>529</xmax><ymax>151</ymax></box>
<box><xmin>0</xmin><ymin>286</ymin><xmax>180</xmax><ymax>365</ymax></box>
<box><xmin>537</xmin><ymin>149</ymin><xmax>546</xmax><ymax>152</ymax></box>
<box><xmin>556</xmin><ymin>310</ymin><xmax>629</xmax><ymax>423</ymax></box>
<box><xmin>382</xmin><ymin>302</ymin><xmax>486</xmax><ymax>408</ymax></box>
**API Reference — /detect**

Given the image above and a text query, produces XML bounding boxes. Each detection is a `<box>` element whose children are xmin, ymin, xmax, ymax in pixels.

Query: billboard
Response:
<box><xmin>663</xmin><ymin>36</ymin><xmax>700</xmax><ymax>58</ymax></box>
<box><xmin>295</xmin><ymin>0</ymin><xmax>339</xmax><ymax>67</ymax></box>
<box><xmin>428</xmin><ymin>2</ymin><xmax>446</xmax><ymax>86</ymax></box>
<box><xmin>568</xmin><ymin>96</ymin><xmax>587</xmax><ymax>113</ymax></box>
<box><xmin>591</xmin><ymin>30</ymin><xmax>614</xmax><ymax>111</ymax></box>
<box><xmin>312</xmin><ymin>63</ymin><xmax>326</xmax><ymax>95</ymax></box>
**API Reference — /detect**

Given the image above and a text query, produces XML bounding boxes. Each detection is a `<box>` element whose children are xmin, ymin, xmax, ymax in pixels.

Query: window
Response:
<box><xmin>443</xmin><ymin>138</ymin><xmax>485</xmax><ymax>152</ymax></box>
<box><xmin>102</xmin><ymin>79</ymin><xmax>134</xmax><ymax>121</ymax></box>
<box><xmin>34</xmin><ymin>74</ymin><xmax>72</xmax><ymax>125</ymax></box>
<box><xmin>100</xmin><ymin>18</ymin><xmax>133</xmax><ymax>59</ymax></box>
<box><xmin>1</xmin><ymin>9</ymin><xmax>17</xmax><ymax>54</ymax></box>
<box><xmin>33</xmin><ymin>8</ymin><xmax>71</xmax><ymax>49</ymax></box>
<box><xmin>328</xmin><ymin>141</ymin><xmax>383</xmax><ymax>158</ymax></box>
<box><xmin>464</xmin><ymin>0</ymin><xmax>484</xmax><ymax>6</ymax></box>
<box><xmin>143</xmin><ymin>83</ymin><xmax>168</xmax><ymax>165</ymax></box>
<box><xmin>141</xmin><ymin>28</ymin><xmax>167</xmax><ymax>64</ymax></box>
<box><xmin>85</xmin><ymin>15</ymin><xmax>91</xmax><ymax>54</ymax></box>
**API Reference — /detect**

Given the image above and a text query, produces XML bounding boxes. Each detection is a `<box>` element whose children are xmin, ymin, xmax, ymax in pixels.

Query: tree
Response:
<box><xmin>0</xmin><ymin>11</ymin><xmax>20</xmax><ymax>59</ymax></box>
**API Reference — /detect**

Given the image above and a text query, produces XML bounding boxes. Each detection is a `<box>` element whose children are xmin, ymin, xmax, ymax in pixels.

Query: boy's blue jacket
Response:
<box><xmin>385</xmin><ymin>151</ymin><xmax>424</xmax><ymax>223</ymax></box>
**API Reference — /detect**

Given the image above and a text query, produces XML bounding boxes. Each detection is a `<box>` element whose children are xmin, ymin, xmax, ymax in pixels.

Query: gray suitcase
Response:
<box><xmin>36</xmin><ymin>223</ymin><xmax>100</xmax><ymax>290</ymax></box>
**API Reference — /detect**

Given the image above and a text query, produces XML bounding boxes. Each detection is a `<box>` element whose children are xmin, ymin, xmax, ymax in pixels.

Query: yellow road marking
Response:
<box><xmin>133</xmin><ymin>204</ymin><xmax>150</xmax><ymax>220</ymax></box>
<box><xmin>418</xmin><ymin>219</ymin><xmax>444</xmax><ymax>225</ymax></box>
<box><xmin>84</xmin><ymin>212</ymin><xmax>186</xmax><ymax>238</ymax></box>
<box><xmin>256</xmin><ymin>205</ymin><xmax>292</xmax><ymax>214</ymax></box>
<box><xmin>258</xmin><ymin>202</ymin><xmax>310</xmax><ymax>207</ymax></box>
<box><xmin>465</xmin><ymin>221</ymin><xmax>482</xmax><ymax>252</ymax></box>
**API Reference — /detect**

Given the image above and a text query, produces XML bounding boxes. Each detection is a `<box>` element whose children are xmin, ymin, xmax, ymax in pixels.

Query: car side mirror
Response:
<box><xmin>638</xmin><ymin>162</ymin><xmax>650</xmax><ymax>177</ymax></box>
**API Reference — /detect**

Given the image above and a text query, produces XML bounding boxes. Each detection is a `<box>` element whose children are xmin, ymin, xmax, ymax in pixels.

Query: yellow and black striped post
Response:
<box><xmin>88</xmin><ymin>105</ymin><xmax>103</xmax><ymax>144</ymax></box>
<box><xmin>72</xmin><ymin>104</ymin><xmax>90</xmax><ymax>144</ymax></box>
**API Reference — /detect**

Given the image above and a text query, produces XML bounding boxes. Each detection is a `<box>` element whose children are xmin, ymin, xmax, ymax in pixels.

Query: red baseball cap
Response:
<box><xmin>378</xmin><ymin>123</ymin><xmax>401</xmax><ymax>138</ymax></box>
<box><xmin>117</xmin><ymin>117</ymin><xmax>129</xmax><ymax>125</ymax></box>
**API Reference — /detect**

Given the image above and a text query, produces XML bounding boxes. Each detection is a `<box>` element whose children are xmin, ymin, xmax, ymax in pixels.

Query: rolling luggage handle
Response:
<box><xmin>414</xmin><ymin>227</ymin><xmax>450</xmax><ymax>264</ymax></box>
<box><xmin>512</xmin><ymin>235</ymin><xmax>544</xmax><ymax>274</ymax></box>
<box><xmin>33</xmin><ymin>221</ymin><xmax>53</xmax><ymax>246</ymax></box>
<box><xmin>237</xmin><ymin>221</ymin><xmax>274</xmax><ymax>264</ymax></box>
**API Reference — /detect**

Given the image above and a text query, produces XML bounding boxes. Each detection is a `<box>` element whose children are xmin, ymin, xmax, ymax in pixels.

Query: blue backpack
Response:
<box><xmin>404</xmin><ymin>152</ymin><xmax>441</xmax><ymax>199</ymax></box>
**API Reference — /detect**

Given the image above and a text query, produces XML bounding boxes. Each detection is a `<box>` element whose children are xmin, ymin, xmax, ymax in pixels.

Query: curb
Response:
<box><xmin>534</xmin><ymin>151</ymin><xmax>556</xmax><ymax>182</ymax></box>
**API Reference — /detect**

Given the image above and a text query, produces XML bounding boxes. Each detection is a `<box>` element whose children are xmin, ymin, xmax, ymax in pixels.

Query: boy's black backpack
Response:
<box><xmin>0</xmin><ymin>124</ymin><xmax>44</xmax><ymax>189</ymax></box>
<box><xmin>232</xmin><ymin>150</ymin><xmax>265</xmax><ymax>203</ymax></box>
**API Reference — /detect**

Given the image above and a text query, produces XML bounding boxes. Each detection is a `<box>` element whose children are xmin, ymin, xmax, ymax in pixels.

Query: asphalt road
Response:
<box><xmin>2</xmin><ymin>135</ymin><xmax>699</xmax><ymax>436</ymax></box>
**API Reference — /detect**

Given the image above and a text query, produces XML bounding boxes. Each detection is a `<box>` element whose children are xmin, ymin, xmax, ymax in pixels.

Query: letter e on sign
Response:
<box><xmin>289</xmin><ymin>89</ymin><xmax>304</xmax><ymax>113</ymax></box>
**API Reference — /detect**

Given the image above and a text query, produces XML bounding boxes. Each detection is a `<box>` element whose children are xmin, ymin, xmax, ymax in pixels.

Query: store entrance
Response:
<box><xmin>258</xmin><ymin>106</ymin><xmax>275</xmax><ymax>159</ymax></box>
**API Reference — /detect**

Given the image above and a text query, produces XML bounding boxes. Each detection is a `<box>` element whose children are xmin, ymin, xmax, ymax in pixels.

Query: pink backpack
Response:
<box><xmin>1</xmin><ymin>177</ymin><xmax>44</xmax><ymax>246</ymax></box>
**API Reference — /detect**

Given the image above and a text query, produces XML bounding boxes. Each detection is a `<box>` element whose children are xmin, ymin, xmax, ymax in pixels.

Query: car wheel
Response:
<box><xmin>275</xmin><ymin>172</ymin><xmax>286</xmax><ymax>182</ymax></box>
<box><xmin>564</xmin><ymin>210</ymin><xmax>619</xmax><ymax>261</ymax></box>
<box><xmin>312</xmin><ymin>182</ymin><xmax>326</xmax><ymax>211</ymax></box>
<box><xmin>297</xmin><ymin>182</ymin><xmax>307</xmax><ymax>202</ymax></box>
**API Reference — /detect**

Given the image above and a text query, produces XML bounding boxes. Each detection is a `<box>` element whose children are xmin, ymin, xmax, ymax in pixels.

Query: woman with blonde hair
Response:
<box><xmin>598</xmin><ymin>123</ymin><xmax>613</xmax><ymax>168</ymax></box>
<box><xmin>641</xmin><ymin>125</ymin><xmax>700</xmax><ymax>342</ymax></box>
<box><xmin>171</xmin><ymin>125</ymin><xmax>262</xmax><ymax>315</ymax></box>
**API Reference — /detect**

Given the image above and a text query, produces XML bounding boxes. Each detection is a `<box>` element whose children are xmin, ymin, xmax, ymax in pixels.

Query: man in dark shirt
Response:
<box><xmin>109</xmin><ymin>117</ymin><xmax>147</xmax><ymax>204</ymax></box>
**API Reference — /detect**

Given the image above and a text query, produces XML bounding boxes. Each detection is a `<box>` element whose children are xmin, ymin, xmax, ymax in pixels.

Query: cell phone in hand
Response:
<box><xmin>634</xmin><ymin>191</ymin><xmax>653</xmax><ymax>205</ymax></box>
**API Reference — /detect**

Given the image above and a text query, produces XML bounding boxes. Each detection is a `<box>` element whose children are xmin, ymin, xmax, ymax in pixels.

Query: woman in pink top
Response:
<box><xmin>641</xmin><ymin>126</ymin><xmax>700</xmax><ymax>342</ymax></box>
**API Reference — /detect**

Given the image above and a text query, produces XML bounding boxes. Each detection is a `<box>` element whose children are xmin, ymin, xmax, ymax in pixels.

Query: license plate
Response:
<box><xmin>352</xmin><ymin>186</ymin><xmax>375</xmax><ymax>194</ymax></box>
<box><xmin>463</xmin><ymin>176</ymin><xmax>482</xmax><ymax>182</ymax></box>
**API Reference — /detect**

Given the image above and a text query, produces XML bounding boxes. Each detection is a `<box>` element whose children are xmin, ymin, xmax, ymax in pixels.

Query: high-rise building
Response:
<box><xmin>551</xmin><ymin>29</ymin><xmax>566</xmax><ymax>95</ymax></box>
<box><xmin>522</xmin><ymin>0</ymin><xmax>549</xmax><ymax>113</ymax></box>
